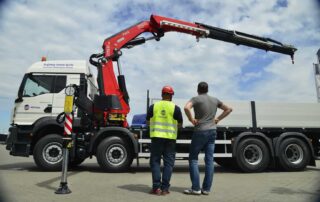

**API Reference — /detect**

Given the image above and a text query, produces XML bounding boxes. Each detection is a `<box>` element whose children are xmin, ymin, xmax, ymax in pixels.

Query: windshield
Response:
<box><xmin>23</xmin><ymin>75</ymin><xmax>53</xmax><ymax>97</ymax></box>
<box><xmin>19</xmin><ymin>74</ymin><xmax>66</xmax><ymax>97</ymax></box>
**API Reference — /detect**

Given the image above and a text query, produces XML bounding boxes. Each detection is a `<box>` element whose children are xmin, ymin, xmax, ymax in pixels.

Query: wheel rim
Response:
<box><xmin>106</xmin><ymin>144</ymin><xmax>127</xmax><ymax>166</ymax></box>
<box><xmin>243</xmin><ymin>144</ymin><xmax>263</xmax><ymax>165</ymax></box>
<box><xmin>285</xmin><ymin>144</ymin><xmax>303</xmax><ymax>164</ymax></box>
<box><xmin>42</xmin><ymin>142</ymin><xmax>63</xmax><ymax>165</ymax></box>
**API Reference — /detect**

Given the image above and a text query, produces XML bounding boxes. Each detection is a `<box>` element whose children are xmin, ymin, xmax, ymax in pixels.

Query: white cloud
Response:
<box><xmin>241</xmin><ymin>72</ymin><xmax>262</xmax><ymax>82</ymax></box>
<box><xmin>0</xmin><ymin>0</ymin><xmax>319</xmax><ymax>130</ymax></box>
<box><xmin>247</xmin><ymin>46</ymin><xmax>319</xmax><ymax>102</ymax></box>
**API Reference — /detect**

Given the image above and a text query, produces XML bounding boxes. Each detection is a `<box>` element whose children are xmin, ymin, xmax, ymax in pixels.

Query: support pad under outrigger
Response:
<box><xmin>55</xmin><ymin>182</ymin><xmax>71</xmax><ymax>194</ymax></box>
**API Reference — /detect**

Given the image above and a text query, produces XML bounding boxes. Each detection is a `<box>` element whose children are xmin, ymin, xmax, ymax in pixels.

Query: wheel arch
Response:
<box><xmin>31</xmin><ymin>117</ymin><xmax>63</xmax><ymax>154</ymax></box>
<box><xmin>274</xmin><ymin>132</ymin><xmax>315</xmax><ymax>166</ymax></box>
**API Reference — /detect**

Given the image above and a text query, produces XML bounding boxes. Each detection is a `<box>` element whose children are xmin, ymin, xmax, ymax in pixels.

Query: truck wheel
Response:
<box><xmin>278</xmin><ymin>138</ymin><xmax>310</xmax><ymax>171</ymax></box>
<box><xmin>96</xmin><ymin>136</ymin><xmax>133</xmax><ymax>172</ymax></box>
<box><xmin>236</xmin><ymin>138</ymin><xmax>270</xmax><ymax>172</ymax></box>
<box><xmin>33</xmin><ymin>134</ymin><xmax>63</xmax><ymax>171</ymax></box>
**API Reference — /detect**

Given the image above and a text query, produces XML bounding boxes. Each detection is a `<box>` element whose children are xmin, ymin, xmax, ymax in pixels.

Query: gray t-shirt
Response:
<box><xmin>190</xmin><ymin>94</ymin><xmax>222</xmax><ymax>131</ymax></box>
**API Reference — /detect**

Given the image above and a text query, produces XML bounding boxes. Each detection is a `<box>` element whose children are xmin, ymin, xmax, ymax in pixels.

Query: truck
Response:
<box><xmin>6</xmin><ymin>14</ymin><xmax>318</xmax><ymax>173</ymax></box>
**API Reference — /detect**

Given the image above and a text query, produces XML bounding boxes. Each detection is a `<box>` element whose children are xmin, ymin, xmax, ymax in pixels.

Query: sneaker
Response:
<box><xmin>201</xmin><ymin>190</ymin><xmax>210</xmax><ymax>195</ymax></box>
<box><xmin>161</xmin><ymin>190</ymin><xmax>170</xmax><ymax>195</ymax></box>
<box><xmin>183</xmin><ymin>189</ymin><xmax>201</xmax><ymax>195</ymax></box>
<box><xmin>149</xmin><ymin>188</ymin><xmax>161</xmax><ymax>195</ymax></box>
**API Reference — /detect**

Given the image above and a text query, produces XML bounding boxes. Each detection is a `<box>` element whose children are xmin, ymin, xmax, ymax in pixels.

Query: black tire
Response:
<box><xmin>33</xmin><ymin>134</ymin><xmax>63</xmax><ymax>171</ymax></box>
<box><xmin>236</xmin><ymin>138</ymin><xmax>270</xmax><ymax>172</ymax></box>
<box><xmin>278</xmin><ymin>138</ymin><xmax>310</xmax><ymax>171</ymax></box>
<box><xmin>96</xmin><ymin>136</ymin><xmax>133</xmax><ymax>172</ymax></box>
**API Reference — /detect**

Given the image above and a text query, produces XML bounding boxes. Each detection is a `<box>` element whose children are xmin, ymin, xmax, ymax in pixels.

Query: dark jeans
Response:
<box><xmin>189</xmin><ymin>129</ymin><xmax>216</xmax><ymax>192</ymax></box>
<box><xmin>149</xmin><ymin>138</ymin><xmax>176</xmax><ymax>191</ymax></box>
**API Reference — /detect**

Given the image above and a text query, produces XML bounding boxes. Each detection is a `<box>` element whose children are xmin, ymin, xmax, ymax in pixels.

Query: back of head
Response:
<box><xmin>162</xmin><ymin>85</ymin><xmax>174</xmax><ymax>101</ymax></box>
<box><xmin>197</xmin><ymin>81</ymin><xmax>208</xmax><ymax>94</ymax></box>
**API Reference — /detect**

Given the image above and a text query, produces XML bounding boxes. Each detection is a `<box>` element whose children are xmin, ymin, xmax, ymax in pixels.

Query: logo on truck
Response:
<box><xmin>24</xmin><ymin>105</ymin><xmax>30</xmax><ymax>110</ymax></box>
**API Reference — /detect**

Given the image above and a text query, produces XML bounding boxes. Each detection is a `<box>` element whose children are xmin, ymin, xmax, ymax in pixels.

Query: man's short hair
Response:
<box><xmin>197</xmin><ymin>81</ymin><xmax>208</xmax><ymax>94</ymax></box>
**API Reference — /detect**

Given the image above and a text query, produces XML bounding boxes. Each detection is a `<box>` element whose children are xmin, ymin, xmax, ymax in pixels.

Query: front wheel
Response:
<box><xmin>96</xmin><ymin>136</ymin><xmax>133</xmax><ymax>172</ymax></box>
<box><xmin>236</xmin><ymin>138</ymin><xmax>270</xmax><ymax>172</ymax></box>
<box><xmin>33</xmin><ymin>134</ymin><xmax>63</xmax><ymax>171</ymax></box>
<box><xmin>278</xmin><ymin>138</ymin><xmax>310</xmax><ymax>171</ymax></box>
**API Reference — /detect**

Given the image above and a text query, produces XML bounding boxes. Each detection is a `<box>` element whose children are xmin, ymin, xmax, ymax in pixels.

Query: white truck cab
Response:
<box><xmin>7</xmin><ymin>59</ymin><xmax>98</xmax><ymax>161</ymax></box>
<box><xmin>12</xmin><ymin>60</ymin><xmax>97</xmax><ymax>126</ymax></box>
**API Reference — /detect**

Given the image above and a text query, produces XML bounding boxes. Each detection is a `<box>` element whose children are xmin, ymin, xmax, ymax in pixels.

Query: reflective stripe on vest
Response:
<box><xmin>150</xmin><ymin>100</ymin><xmax>178</xmax><ymax>140</ymax></box>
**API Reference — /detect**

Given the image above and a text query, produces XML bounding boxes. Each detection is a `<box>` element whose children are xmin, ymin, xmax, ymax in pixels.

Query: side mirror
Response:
<box><xmin>14</xmin><ymin>97</ymin><xmax>23</xmax><ymax>103</ymax></box>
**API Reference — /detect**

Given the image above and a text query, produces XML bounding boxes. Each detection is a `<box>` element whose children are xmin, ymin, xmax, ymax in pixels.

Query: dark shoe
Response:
<box><xmin>161</xmin><ymin>190</ymin><xmax>170</xmax><ymax>195</ymax></box>
<box><xmin>149</xmin><ymin>188</ymin><xmax>161</xmax><ymax>195</ymax></box>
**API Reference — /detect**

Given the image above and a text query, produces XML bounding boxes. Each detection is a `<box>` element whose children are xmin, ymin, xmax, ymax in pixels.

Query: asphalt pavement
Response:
<box><xmin>0</xmin><ymin>144</ymin><xmax>319</xmax><ymax>202</ymax></box>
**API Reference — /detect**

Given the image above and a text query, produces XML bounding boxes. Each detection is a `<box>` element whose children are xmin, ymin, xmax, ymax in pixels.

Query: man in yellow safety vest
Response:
<box><xmin>147</xmin><ymin>85</ymin><xmax>183</xmax><ymax>196</ymax></box>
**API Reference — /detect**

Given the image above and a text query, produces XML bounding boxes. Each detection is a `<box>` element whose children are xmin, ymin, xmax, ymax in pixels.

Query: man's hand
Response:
<box><xmin>214</xmin><ymin>118</ymin><xmax>219</xmax><ymax>124</ymax></box>
<box><xmin>215</xmin><ymin>103</ymin><xmax>232</xmax><ymax>124</ymax></box>
<box><xmin>191</xmin><ymin>118</ymin><xmax>199</xmax><ymax>126</ymax></box>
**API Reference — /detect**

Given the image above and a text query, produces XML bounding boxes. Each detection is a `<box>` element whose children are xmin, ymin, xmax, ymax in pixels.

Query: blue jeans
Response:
<box><xmin>189</xmin><ymin>129</ymin><xmax>216</xmax><ymax>192</ymax></box>
<box><xmin>150</xmin><ymin>138</ymin><xmax>176</xmax><ymax>191</ymax></box>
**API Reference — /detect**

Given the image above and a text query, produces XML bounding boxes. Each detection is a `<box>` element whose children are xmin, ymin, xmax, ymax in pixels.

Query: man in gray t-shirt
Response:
<box><xmin>183</xmin><ymin>81</ymin><xmax>232</xmax><ymax>195</ymax></box>
<box><xmin>190</xmin><ymin>94</ymin><xmax>222</xmax><ymax>131</ymax></box>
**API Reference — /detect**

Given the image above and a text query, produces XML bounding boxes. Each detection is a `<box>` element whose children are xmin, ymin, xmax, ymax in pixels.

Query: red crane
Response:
<box><xmin>89</xmin><ymin>14</ymin><xmax>297</xmax><ymax>127</ymax></box>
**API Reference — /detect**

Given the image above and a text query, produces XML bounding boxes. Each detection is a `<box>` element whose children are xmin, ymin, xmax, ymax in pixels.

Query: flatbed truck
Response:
<box><xmin>6</xmin><ymin>15</ymin><xmax>319</xmax><ymax>173</ymax></box>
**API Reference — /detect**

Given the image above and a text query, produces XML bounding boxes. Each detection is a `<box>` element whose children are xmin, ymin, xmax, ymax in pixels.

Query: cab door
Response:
<box><xmin>51</xmin><ymin>74</ymin><xmax>80</xmax><ymax>116</ymax></box>
<box><xmin>13</xmin><ymin>74</ymin><xmax>56</xmax><ymax>125</ymax></box>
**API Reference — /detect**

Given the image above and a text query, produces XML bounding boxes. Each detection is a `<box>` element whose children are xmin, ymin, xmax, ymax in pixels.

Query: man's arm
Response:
<box><xmin>184</xmin><ymin>101</ymin><xmax>198</xmax><ymax>126</ymax></box>
<box><xmin>174</xmin><ymin>105</ymin><xmax>183</xmax><ymax>128</ymax></box>
<box><xmin>146</xmin><ymin>105</ymin><xmax>154</xmax><ymax>126</ymax></box>
<box><xmin>215</xmin><ymin>103</ymin><xmax>232</xmax><ymax>124</ymax></box>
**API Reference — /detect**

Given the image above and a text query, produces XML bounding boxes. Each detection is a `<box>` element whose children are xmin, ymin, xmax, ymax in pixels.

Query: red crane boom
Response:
<box><xmin>89</xmin><ymin>14</ymin><xmax>297</xmax><ymax>127</ymax></box>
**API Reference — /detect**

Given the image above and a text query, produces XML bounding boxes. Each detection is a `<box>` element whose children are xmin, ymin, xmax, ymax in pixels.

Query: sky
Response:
<box><xmin>0</xmin><ymin>0</ymin><xmax>319</xmax><ymax>133</ymax></box>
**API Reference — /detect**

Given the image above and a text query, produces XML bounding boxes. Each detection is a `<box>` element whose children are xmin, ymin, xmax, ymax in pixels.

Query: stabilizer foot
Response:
<box><xmin>55</xmin><ymin>182</ymin><xmax>71</xmax><ymax>194</ymax></box>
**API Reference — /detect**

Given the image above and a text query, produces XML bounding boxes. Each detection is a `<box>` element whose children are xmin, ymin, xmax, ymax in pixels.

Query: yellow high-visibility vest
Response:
<box><xmin>150</xmin><ymin>100</ymin><xmax>178</xmax><ymax>140</ymax></box>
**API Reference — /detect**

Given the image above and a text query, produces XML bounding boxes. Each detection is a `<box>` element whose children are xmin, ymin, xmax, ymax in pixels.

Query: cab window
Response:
<box><xmin>53</xmin><ymin>76</ymin><xmax>67</xmax><ymax>93</ymax></box>
<box><xmin>21</xmin><ymin>75</ymin><xmax>66</xmax><ymax>97</ymax></box>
